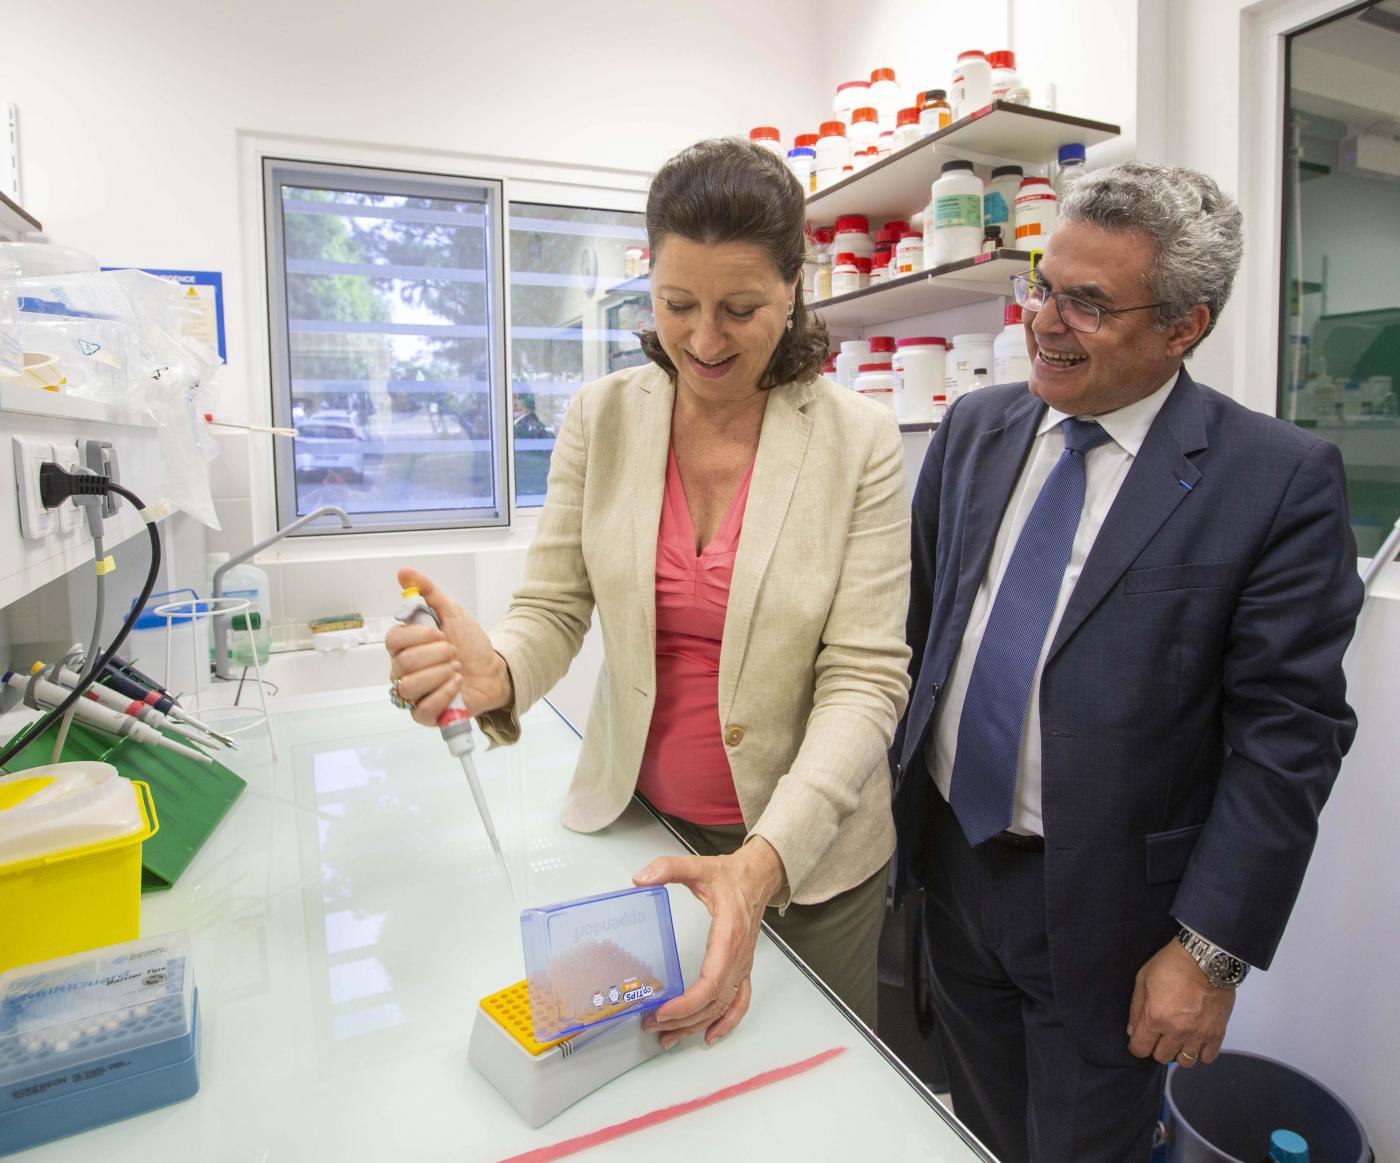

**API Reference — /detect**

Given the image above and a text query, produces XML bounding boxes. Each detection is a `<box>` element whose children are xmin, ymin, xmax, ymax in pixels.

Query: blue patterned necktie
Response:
<box><xmin>949</xmin><ymin>417</ymin><xmax>1114</xmax><ymax>846</ymax></box>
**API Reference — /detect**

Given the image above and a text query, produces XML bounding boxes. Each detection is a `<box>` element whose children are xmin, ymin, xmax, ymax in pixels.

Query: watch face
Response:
<box><xmin>1206</xmin><ymin>950</ymin><xmax>1246</xmax><ymax>986</ymax></box>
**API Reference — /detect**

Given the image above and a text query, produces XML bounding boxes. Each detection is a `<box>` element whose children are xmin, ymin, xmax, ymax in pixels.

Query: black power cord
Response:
<box><xmin>0</xmin><ymin>464</ymin><xmax>163</xmax><ymax>770</ymax></box>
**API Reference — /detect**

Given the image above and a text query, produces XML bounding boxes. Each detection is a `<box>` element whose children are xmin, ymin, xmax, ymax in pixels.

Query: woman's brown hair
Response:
<box><xmin>637</xmin><ymin>138</ymin><xmax>828</xmax><ymax>389</ymax></box>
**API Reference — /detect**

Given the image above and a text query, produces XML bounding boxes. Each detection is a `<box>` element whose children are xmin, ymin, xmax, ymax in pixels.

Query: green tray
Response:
<box><xmin>3</xmin><ymin>718</ymin><xmax>246</xmax><ymax>892</ymax></box>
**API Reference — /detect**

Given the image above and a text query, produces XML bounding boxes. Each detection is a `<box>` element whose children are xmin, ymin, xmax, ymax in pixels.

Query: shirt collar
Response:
<box><xmin>1036</xmin><ymin>373</ymin><xmax>1179</xmax><ymax>457</ymax></box>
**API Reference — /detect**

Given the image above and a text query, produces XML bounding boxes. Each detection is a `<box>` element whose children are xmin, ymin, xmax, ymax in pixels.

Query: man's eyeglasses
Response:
<box><xmin>1010</xmin><ymin>272</ymin><xmax>1162</xmax><ymax>335</ymax></box>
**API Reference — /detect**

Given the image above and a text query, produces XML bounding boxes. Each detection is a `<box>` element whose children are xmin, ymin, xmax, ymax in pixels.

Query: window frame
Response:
<box><xmin>242</xmin><ymin>133</ymin><xmax>648</xmax><ymax>558</ymax></box>
<box><xmin>263</xmin><ymin>157</ymin><xmax>511</xmax><ymax>536</ymax></box>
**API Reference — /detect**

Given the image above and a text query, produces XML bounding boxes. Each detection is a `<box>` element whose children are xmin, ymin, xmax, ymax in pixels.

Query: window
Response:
<box><xmin>1279</xmin><ymin>1</ymin><xmax>1400</xmax><ymax>556</ymax></box>
<box><xmin>507</xmin><ymin>204</ymin><xmax>649</xmax><ymax>507</ymax></box>
<box><xmin>265</xmin><ymin>160</ymin><xmax>509</xmax><ymax>533</ymax></box>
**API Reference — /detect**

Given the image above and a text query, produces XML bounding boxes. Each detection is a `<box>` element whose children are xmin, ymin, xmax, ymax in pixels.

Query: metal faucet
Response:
<box><xmin>211</xmin><ymin>505</ymin><xmax>353</xmax><ymax>679</ymax></box>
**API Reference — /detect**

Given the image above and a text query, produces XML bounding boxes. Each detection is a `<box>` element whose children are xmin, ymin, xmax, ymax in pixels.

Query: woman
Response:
<box><xmin>385</xmin><ymin>138</ymin><xmax>910</xmax><ymax>1045</ymax></box>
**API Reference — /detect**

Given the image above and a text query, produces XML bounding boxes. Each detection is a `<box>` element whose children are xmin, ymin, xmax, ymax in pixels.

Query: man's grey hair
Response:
<box><xmin>1059</xmin><ymin>161</ymin><xmax>1243</xmax><ymax>356</ymax></box>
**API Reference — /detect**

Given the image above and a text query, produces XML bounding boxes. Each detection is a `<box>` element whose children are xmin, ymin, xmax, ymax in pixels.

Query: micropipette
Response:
<box><xmin>97</xmin><ymin>660</ymin><xmax>233</xmax><ymax>746</ymax></box>
<box><xmin>3</xmin><ymin>671</ymin><xmax>214</xmax><ymax>764</ymax></box>
<box><xmin>394</xmin><ymin>586</ymin><xmax>514</xmax><ymax>898</ymax></box>
<box><xmin>43</xmin><ymin>662</ymin><xmax>232</xmax><ymax>750</ymax></box>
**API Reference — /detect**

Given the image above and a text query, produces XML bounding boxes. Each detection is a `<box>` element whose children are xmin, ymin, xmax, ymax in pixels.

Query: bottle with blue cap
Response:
<box><xmin>1264</xmin><ymin>1128</ymin><xmax>1309</xmax><ymax>1162</ymax></box>
<box><xmin>1054</xmin><ymin>143</ymin><xmax>1088</xmax><ymax>200</ymax></box>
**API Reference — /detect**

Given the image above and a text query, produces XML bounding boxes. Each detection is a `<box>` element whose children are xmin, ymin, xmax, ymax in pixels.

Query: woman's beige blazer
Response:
<box><xmin>482</xmin><ymin>363</ymin><xmax>911</xmax><ymax>906</ymax></box>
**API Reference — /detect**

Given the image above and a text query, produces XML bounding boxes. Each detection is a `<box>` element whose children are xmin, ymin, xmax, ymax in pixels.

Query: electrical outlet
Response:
<box><xmin>51</xmin><ymin>440</ymin><xmax>83</xmax><ymax>534</ymax></box>
<box><xmin>11</xmin><ymin>437</ymin><xmax>55</xmax><ymax>540</ymax></box>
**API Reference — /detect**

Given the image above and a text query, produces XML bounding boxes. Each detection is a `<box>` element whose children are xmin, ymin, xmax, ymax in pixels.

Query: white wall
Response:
<box><xmin>2</xmin><ymin>0</ymin><xmax>830</xmax><ymax>692</ymax></box>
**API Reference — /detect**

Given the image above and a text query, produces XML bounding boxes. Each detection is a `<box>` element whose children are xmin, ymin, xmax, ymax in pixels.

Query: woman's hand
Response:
<box><xmin>384</xmin><ymin>567</ymin><xmax>513</xmax><ymax>727</ymax></box>
<box><xmin>632</xmin><ymin>837</ymin><xmax>786</xmax><ymax>1049</ymax></box>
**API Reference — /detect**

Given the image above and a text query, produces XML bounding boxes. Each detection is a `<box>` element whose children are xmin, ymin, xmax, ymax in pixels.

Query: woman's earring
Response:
<box><xmin>786</xmin><ymin>301</ymin><xmax>795</xmax><ymax>332</ymax></box>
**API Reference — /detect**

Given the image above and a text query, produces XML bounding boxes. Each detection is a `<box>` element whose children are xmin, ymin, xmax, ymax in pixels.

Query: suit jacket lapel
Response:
<box><xmin>631</xmin><ymin>367</ymin><xmax>674</xmax><ymax>662</ymax></box>
<box><xmin>950</xmin><ymin>392</ymin><xmax>1044</xmax><ymax>639</ymax></box>
<box><xmin>718</xmin><ymin>380</ymin><xmax>814</xmax><ymax>721</ymax></box>
<box><xmin>1047</xmin><ymin>370</ymin><xmax>1208</xmax><ymax>661</ymax></box>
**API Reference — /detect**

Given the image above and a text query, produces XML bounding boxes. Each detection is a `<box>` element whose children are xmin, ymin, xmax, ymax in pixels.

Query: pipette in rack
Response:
<box><xmin>97</xmin><ymin>657</ymin><xmax>233</xmax><ymax>745</ymax></box>
<box><xmin>41</xmin><ymin>662</ymin><xmax>233</xmax><ymax>750</ymax></box>
<box><xmin>394</xmin><ymin>586</ymin><xmax>514</xmax><ymax>899</ymax></box>
<box><xmin>3</xmin><ymin>671</ymin><xmax>215</xmax><ymax>764</ymax></box>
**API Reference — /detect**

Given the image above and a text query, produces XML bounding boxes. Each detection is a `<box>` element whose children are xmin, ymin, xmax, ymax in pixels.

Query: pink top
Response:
<box><xmin>635</xmin><ymin>447</ymin><xmax>755</xmax><ymax>824</ymax></box>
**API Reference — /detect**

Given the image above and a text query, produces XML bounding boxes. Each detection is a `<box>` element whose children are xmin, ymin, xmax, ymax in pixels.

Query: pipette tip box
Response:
<box><xmin>519</xmin><ymin>885</ymin><xmax>683</xmax><ymax>1043</ymax></box>
<box><xmin>0</xmin><ymin>932</ymin><xmax>200</xmax><ymax>1155</ymax></box>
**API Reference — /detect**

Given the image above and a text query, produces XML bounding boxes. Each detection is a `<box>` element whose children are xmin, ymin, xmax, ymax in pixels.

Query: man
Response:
<box><xmin>892</xmin><ymin>162</ymin><xmax>1362</xmax><ymax>1162</ymax></box>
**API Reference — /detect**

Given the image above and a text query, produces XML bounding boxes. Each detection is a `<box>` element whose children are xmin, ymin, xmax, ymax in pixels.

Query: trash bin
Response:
<box><xmin>1162</xmin><ymin>1050</ymin><xmax>1371</xmax><ymax>1162</ymax></box>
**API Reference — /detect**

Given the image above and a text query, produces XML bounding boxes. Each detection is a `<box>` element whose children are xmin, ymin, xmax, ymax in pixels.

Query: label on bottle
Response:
<box><xmin>935</xmin><ymin>194</ymin><xmax>982</xmax><ymax>229</ymax></box>
<box><xmin>984</xmin><ymin>191</ymin><xmax>1011</xmax><ymax>225</ymax></box>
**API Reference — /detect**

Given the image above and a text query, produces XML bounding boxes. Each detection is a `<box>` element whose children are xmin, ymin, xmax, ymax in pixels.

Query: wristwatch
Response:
<box><xmin>1177</xmin><ymin>926</ymin><xmax>1249</xmax><ymax>989</ymax></box>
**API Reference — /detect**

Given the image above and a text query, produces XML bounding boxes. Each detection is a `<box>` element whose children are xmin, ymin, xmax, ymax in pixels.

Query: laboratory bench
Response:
<box><xmin>12</xmin><ymin>689</ymin><xmax>992</xmax><ymax>1162</ymax></box>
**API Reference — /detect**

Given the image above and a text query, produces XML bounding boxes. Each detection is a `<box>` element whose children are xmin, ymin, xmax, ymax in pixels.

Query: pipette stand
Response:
<box><xmin>468</xmin><ymin>979</ymin><xmax>664</xmax><ymax>1127</ymax></box>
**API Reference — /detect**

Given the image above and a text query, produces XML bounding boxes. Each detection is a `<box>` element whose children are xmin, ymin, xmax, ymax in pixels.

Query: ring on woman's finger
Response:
<box><xmin>388</xmin><ymin>677</ymin><xmax>416</xmax><ymax>711</ymax></box>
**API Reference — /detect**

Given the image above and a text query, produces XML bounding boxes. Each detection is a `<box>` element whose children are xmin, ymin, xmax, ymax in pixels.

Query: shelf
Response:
<box><xmin>813</xmin><ymin>250</ymin><xmax>1031</xmax><ymax>329</ymax></box>
<box><xmin>807</xmin><ymin>103</ymin><xmax>1121</xmax><ymax>223</ymax></box>
<box><xmin>899</xmin><ymin>421</ymin><xmax>939</xmax><ymax>433</ymax></box>
<box><xmin>0</xmin><ymin>190</ymin><xmax>41</xmax><ymax>237</ymax></box>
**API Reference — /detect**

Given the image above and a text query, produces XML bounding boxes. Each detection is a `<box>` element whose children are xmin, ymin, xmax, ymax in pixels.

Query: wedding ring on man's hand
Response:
<box><xmin>389</xmin><ymin>677</ymin><xmax>415</xmax><ymax>711</ymax></box>
<box><xmin>1177</xmin><ymin>1049</ymin><xmax>1199</xmax><ymax>1063</ymax></box>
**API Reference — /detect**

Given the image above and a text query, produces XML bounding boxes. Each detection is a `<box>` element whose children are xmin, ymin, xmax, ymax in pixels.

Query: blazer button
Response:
<box><xmin>724</xmin><ymin>725</ymin><xmax>745</xmax><ymax>747</ymax></box>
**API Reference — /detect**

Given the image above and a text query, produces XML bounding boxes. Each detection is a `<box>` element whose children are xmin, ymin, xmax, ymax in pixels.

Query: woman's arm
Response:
<box><xmin>477</xmin><ymin>388</ymin><xmax>598</xmax><ymax>744</ymax></box>
<box><xmin>748</xmin><ymin>412</ymin><xmax>913</xmax><ymax>903</ymax></box>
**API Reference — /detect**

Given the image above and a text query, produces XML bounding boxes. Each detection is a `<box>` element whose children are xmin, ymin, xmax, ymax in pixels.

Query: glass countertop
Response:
<box><xmin>15</xmin><ymin>696</ymin><xmax>992</xmax><ymax>1162</ymax></box>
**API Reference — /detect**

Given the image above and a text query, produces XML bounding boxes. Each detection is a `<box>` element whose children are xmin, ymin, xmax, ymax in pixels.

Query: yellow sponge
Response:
<box><xmin>307</xmin><ymin>613</ymin><xmax>364</xmax><ymax>633</ymax></box>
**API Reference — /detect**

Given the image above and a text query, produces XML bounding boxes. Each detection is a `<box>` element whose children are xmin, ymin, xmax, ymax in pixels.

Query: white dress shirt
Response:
<box><xmin>928</xmin><ymin>376</ymin><xmax>1177</xmax><ymax>836</ymax></box>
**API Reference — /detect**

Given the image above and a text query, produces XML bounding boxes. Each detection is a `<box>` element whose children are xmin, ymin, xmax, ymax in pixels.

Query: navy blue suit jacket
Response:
<box><xmin>892</xmin><ymin>370</ymin><xmax>1362</xmax><ymax>1062</ymax></box>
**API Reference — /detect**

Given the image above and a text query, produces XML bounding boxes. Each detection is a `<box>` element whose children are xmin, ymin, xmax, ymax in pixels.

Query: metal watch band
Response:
<box><xmin>1177</xmin><ymin>926</ymin><xmax>1249</xmax><ymax>989</ymax></box>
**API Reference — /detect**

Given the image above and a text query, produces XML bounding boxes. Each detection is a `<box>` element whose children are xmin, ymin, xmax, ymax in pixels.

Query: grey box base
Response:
<box><xmin>0</xmin><ymin>992</ymin><xmax>200</xmax><ymax>1156</ymax></box>
<box><xmin>468</xmin><ymin>1003</ymin><xmax>663</xmax><ymax>1127</ymax></box>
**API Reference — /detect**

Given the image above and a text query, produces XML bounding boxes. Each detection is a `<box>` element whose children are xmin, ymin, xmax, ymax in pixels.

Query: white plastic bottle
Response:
<box><xmin>833</xmin><ymin>80</ymin><xmax>871</xmax><ymax>127</ymax></box>
<box><xmin>895</xmin><ymin>231</ymin><xmax>923</xmax><ymax>275</ymax></box>
<box><xmin>848</xmin><ymin>107</ymin><xmax>880</xmax><ymax>155</ymax></box>
<box><xmin>748</xmin><ymin>126</ymin><xmax>786</xmax><ymax>160</ymax></box>
<box><xmin>831</xmin><ymin>253</ymin><xmax>860</xmax><ymax>297</ymax></box>
<box><xmin>815</xmin><ymin>121</ymin><xmax>851</xmax><ymax>191</ymax></box>
<box><xmin>1014</xmin><ymin>176</ymin><xmax>1058</xmax><ymax>249</ymax></box>
<box><xmin>983</xmin><ymin>165</ymin><xmax>1023</xmax><ymax>249</ymax></box>
<box><xmin>993</xmin><ymin>304</ymin><xmax>1032</xmax><ymax>383</ymax></box>
<box><xmin>891</xmin><ymin>337</ymin><xmax>946</xmax><ymax>422</ymax></box>
<box><xmin>892</xmin><ymin>107</ymin><xmax>923</xmax><ymax>151</ymax></box>
<box><xmin>951</xmin><ymin>50</ymin><xmax>991</xmax><ymax>120</ymax></box>
<box><xmin>950</xmin><ymin>332</ymin><xmax>996</xmax><ymax>394</ymax></box>
<box><xmin>787</xmin><ymin>146</ymin><xmax>815</xmax><ymax>193</ymax></box>
<box><xmin>868</xmin><ymin>67</ymin><xmax>903</xmax><ymax>132</ymax></box>
<box><xmin>988</xmin><ymin>51</ymin><xmax>1020</xmax><ymax>101</ymax></box>
<box><xmin>207</xmin><ymin>551</ymin><xmax>272</xmax><ymax>666</ymax></box>
<box><xmin>854</xmin><ymin>363</ymin><xmax>896</xmax><ymax>412</ymax></box>
<box><xmin>833</xmin><ymin>215</ymin><xmax>874</xmax><ymax>259</ymax></box>
<box><xmin>835</xmin><ymin>339</ymin><xmax>871</xmax><ymax>389</ymax></box>
<box><xmin>929</xmin><ymin>160</ymin><xmax>985</xmax><ymax>268</ymax></box>
<box><xmin>1055</xmin><ymin>144</ymin><xmax>1088</xmax><ymax>199</ymax></box>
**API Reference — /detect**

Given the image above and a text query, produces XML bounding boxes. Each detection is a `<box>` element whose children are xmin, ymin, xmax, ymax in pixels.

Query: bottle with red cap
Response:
<box><xmin>854</xmin><ymin>361</ymin><xmax>896</xmax><ymax>412</ymax></box>
<box><xmin>854</xmin><ymin>255</ymin><xmax>873</xmax><ymax>289</ymax></box>
<box><xmin>994</xmin><ymin>303</ymin><xmax>1032</xmax><ymax>383</ymax></box>
<box><xmin>815</xmin><ymin>121</ymin><xmax>850</xmax><ymax>191</ymax></box>
<box><xmin>868</xmin><ymin>335</ymin><xmax>896</xmax><ymax>360</ymax></box>
<box><xmin>831</xmin><ymin>252</ymin><xmax>860</xmax><ymax>297</ymax></box>
<box><xmin>989</xmin><ymin>51</ymin><xmax>1021</xmax><ymax>101</ymax></box>
<box><xmin>868</xmin><ymin>67</ymin><xmax>903</xmax><ymax>132</ymax></box>
<box><xmin>1013</xmin><ymin>176</ymin><xmax>1058</xmax><ymax>248</ymax></box>
<box><xmin>892</xmin><ymin>107</ymin><xmax>923</xmax><ymax>151</ymax></box>
<box><xmin>833</xmin><ymin>216</ymin><xmax>874</xmax><ymax>260</ymax></box>
<box><xmin>869</xmin><ymin>249</ymin><xmax>892</xmax><ymax>285</ymax></box>
<box><xmin>853</xmin><ymin>146</ymin><xmax>880</xmax><ymax>172</ymax></box>
<box><xmin>748</xmin><ymin>126</ymin><xmax>786</xmax><ymax>160</ymax></box>
<box><xmin>833</xmin><ymin>79</ymin><xmax>871</xmax><ymax>127</ymax></box>
<box><xmin>951</xmin><ymin>50</ymin><xmax>991</xmax><ymax>120</ymax></box>
<box><xmin>849</xmin><ymin>106</ymin><xmax>880</xmax><ymax>155</ymax></box>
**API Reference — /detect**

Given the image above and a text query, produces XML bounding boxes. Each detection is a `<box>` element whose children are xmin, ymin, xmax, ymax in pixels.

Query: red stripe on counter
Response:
<box><xmin>493</xmin><ymin>1045</ymin><xmax>847</xmax><ymax>1163</ymax></box>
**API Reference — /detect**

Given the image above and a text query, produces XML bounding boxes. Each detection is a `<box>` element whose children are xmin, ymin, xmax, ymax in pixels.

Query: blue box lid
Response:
<box><xmin>520</xmin><ymin>885</ymin><xmax>684</xmax><ymax>1043</ymax></box>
